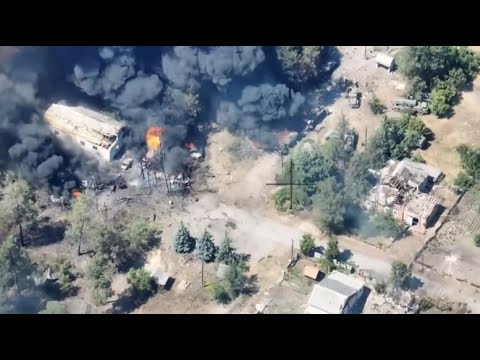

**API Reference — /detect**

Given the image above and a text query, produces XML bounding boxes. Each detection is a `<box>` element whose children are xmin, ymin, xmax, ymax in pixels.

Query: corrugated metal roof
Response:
<box><xmin>44</xmin><ymin>103</ymin><xmax>125</xmax><ymax>149</ymax></box>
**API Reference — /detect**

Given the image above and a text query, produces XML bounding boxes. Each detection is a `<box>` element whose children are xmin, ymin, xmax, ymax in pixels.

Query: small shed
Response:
<box><xmin>375</xmin><ymin>53</ymin><xmax>395</xmax><ymax>72</ymax></box>
<box><xmin>151</xmin><ymin>269</ymin><xmax>170</xmax><ymax>287</ymax></box>
<box><xmin>303</xmin><ymin>265</ymin><xmax>321</xmax><ymax>280</ymax></box>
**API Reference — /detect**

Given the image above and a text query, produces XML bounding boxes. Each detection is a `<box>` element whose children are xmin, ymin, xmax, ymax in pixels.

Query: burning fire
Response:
<box><xmin>71</xmin><ymin>189</ymin><xmax>81</xmax><ymax>199</ymax></box>
<box><xmin>146</xmin><ymin>127</ymin><xmax>164</xmax><ymax>151</ymax></box>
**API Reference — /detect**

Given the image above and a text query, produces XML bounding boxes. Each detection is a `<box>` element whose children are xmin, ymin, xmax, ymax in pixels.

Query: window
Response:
<box><xmin>92</xmin><ymin>146</ymin><xmax>98</xmax><ymax>150</ymax></box>
<box><xmin>80</xmin><ymin>141</ymin><xmax>85</xmax><ymax>146</ymax></box>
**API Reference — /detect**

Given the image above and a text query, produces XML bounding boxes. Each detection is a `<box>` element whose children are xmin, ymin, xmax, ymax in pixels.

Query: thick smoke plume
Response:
<box><xmin>1</xmin><ymin>46</ymin><xmax>319</xmax><ymax>191</ymax></box>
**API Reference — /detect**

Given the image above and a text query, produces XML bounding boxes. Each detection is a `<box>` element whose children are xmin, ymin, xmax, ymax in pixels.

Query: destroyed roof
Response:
<box><xmin>44</xmin><ymin>103</ymin><xmax>125</xmax><ymax>149</ymax></box>
<box><xmin>392</xmin><ymin>159</ymin><xmax>442</xmax><ymax>183</ymax></box>
<box><xmin>307</xmin><ymin>271</ymin><xmax>364</xmax><ymax>314</ymax></box>
<box><xmin>367</xmin><ymin>184</ymin><xmax>400</xmax><ymax>207</ymax></box>
<box><xmin>405</xmin><ymin>194</ymin><xmax>439</xmax><ymax>218</ymax></box>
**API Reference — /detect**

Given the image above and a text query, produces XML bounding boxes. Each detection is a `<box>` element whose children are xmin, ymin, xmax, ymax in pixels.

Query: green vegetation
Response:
<box><xmin>474</xmin><ymin>234</ymin><xmax>480</xmax><ymax>247</ymax></box>
<box><xmin>39</xmin><ymin>301</ymin><xmax>69</xmax><ymax>314</ymax></box>
<box><xmin>317</xmin><ymin>258</ymin><xmax>335</xmax><ymax>274</ymax></box>
<box><xmin>418</xmin><ymin>297</ymin><xmax>434</xmax><ymax>311</ymax></box>
<box><xmin>456</xmin><ymin>144</ymin><xmax>480</xmax><ymax>181</ymax></box>
<box><xmin>217</xmin><ymin>233</ymin><xmax>241</xmax><ymax>266</ymax></box>
<box><xmin>300</xmin><ymin>234</ymin><xmax>316</xmax><ymax>256</ymax></box>
<box><xmin>52</xmin><ymin>257</ymin><xmax>77</xmax><ymax>297</ymax></box>
<box><xmin>314</xmin><ymin>178</ymin><xmax>347</xmax><ymax>234</ymax></box>
<box><xmin>0</xmin><ymin>173</ymin><xmax>38</xmax><ymax>246</ymax></box>
<box><xmin>86</xmin><ymin>253</ymin><xmax>114</xmax><ymax>306</ymax></box>
<box><xmin>66</xmin><ymin>194</ymin><xmax>93</xmax><ymax>256</ymax></box>
<box><xmin>411</xmin><ymin>153</ymin><xmax>426</xmax><ymax>164</ymax></box>
<box><xmin>324</xmin><ymin>237</ymin><xmax>340</xmax><ymax>262</ymax></box>
<box><xmin>390</xmin><ymin>261</ymin><xmax>411</xmax><ymax>290</ymax></box>
<box><xmin>276</xmin><ymin>46</ymin><xmax>326</xmax><ymax>86</ymax></box>
<box><xmin>360</xmin><ymin>212</ymin><xmax>405</xmax><ymax>240</ymax></box>
<box><xmin>225</xmin><ymin>260</ymin><xmax>249</xmax><ymax>298</ymax></box>
<box><xmin>397</xmin><ymin>46</ymin><xmax>480</xmax><ymax>117</ymax></box>
<box><xmin>208</xmin><ymin>283</ymin><xmax>230</xmax><ymax>304</ymax></box>
<box><xmin>454</xmin><ymin>172</ymin><xmax>474</xmax><ymax>192</ymax></box>
<box><xmin>173</xmin><ymin>222</ymin><xmax>196</xmax><ymax>254</ymax></box>
<box><xmin>195</xmin><ymin>230</ymin><xmax>218</xmax><ymax>263</ymax></box>
<box><xmin>0</xmin><ymin>236</ymin><xmax>36</xmax><ymax>295</ymax></box>
<box><xmin>369</xmin><ymin>96</ymin><xmax>386</xmax><ymax>114</ymax></box>
<box><xmin>126</xmin><ymin>268</ymin><xmax>156</xmax><ymax>300</ymax></box>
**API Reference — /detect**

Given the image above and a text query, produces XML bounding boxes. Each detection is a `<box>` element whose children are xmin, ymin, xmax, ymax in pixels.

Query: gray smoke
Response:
<box><xmin>36</xmin><ymin>155</ymin><xmax>64</xmax><ymax>178</ymax></box>
<box><xmin>161</xmin><ymin>46</ymin><xmax>265</xmax><ymax>90</ymax></box>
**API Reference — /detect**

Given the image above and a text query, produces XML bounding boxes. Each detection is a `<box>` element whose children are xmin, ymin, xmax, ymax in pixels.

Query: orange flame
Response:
<box><xmin>146</xmin><ymin>127</ymin><xmax>164</xmax><ymax>151</ymax></box>
<box><xmin>71</xmin><ymin>189</ymin><xmax>81</xmax><ymax>199</ymax></box>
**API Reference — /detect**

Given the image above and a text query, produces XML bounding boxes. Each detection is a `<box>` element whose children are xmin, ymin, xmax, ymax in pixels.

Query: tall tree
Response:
<box><xmin>126</xmin><ymin>268</ymin><xmax>156</xmax><ymax>300</ymax></box>
<box><xmin>276</xmin><ymin>46</ymin><xmax>325</xmax><ymax>87</ymax></box>
<box><xmin>313</xmin><ymin>177</ymin><xmax>347</xmax><ymax>234</ymax></box>
<box><xmin>124</xmin><ymin>216</ymin><xmax>157</xmax><ymax>255</ymax></box>
<box><xmin>86</xmin><ymin>253</ymin><xmax>115</xmax><ymax>306</ymax></box>
<box><xmin>66</xmin><ymin>194</ymin><xmax>93</xmax><ymax>256</ymax></box>
<box><xmin>217</xmin><ymin>233</ymin><xmax>240</xmax><ymax>266</ymax></box>
<box><xmin>0</xmin><ymin>173</ymin><xmax>38</xmax><ymax>246</ymax></box>
<box><xmin>0</xmin><ymin>236</ymin><xmax>36</xmax><ymax>295</ymax></box>
<box><xmin>390</xmin><ymin>261</ymin><xmax>411</xmax><ymax>290</ymax></box>
<box><xmin>195</xmin><ymin>230</ymin><xmax>218</xmax><ymax>263</ymax></box>
<box><xmin>324</xmin><ymin>237</ymin><xmax>340</xmax><ymax>262</ymax></box>
<box><xmin>173</xmin><ymin>222</ymin><xmax>196</xmax><ymax>254</ymax></box>
<box><xmin>225</xmin><ymin>260</ymin><xmax>249</xmax><ymax>298</ymax></box>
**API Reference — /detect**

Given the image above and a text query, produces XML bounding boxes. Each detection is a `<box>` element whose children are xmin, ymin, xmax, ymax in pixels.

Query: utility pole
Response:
<box><xmin>290</xmin><ymin>158</ymin><xmax>293</xmax><ymax>210</ymax></box>
<box><xmin>365</xmin><ymin>127</ymin><xmax>368</xmax><ymax>150</ymax></box>
<box><xmin>201</xmin><ymin>257</ymin><xmax>204</xmax><ymax>287</ymax></box>
<box><xmin>102</xmin><ymin>202</ymin><xmax>110</xmax><ymax>224</ymax></box>
<box><xmin>291</xmin><ymin>239</ymin><xmax>294</xmax><ymax>261</ymax></box>
<box><xmin>364</xmin><ymin>46</ymin><xmax>367</xmax><ymax>59</ymax></box>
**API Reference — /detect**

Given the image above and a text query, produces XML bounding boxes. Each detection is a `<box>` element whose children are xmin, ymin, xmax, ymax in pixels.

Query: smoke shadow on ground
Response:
<box><xmin>349</xmin><ymin>287</ymin><xmax>371</xmax><ymax>314</ymax></box>
<box><xmin>408</xmin><ymin>276</ymin><xmax>424</xmax><ymax>291</ymax></box>
<box><xmin>338</xmin><ymin>249</ymin><xmax>353</xmax><ymax>263</ymax></box>
<box><xmin>25</xmin><ymin>220</ymin><xmax>67</xmax><ymax>247</ymax></box>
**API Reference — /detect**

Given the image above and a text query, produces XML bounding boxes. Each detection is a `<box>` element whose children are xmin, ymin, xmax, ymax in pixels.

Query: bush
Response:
<box><xmin>361</xmin><ymin>212</ymin><xmax>405</xmax><ymax>240</ymax></box>
<box><xmin>209</xmin><ymin>283</ymin><xmax>230</xmax><ymax>304</ymax></box>
<box><xmin>317</xmin><ymin>258</ymin><xmax>335</xmax><ymax>274</ymax></box>
<box><xmin>173</xmin><ymin>222</ymin><xmax>196</xmax><ymax>254</ymax></box>
<box><xmin>411</xmin><ymin>153</ymin><xmax>426</xmax><ymax>164</ymax></box>
<box><xmin>39</xmin><ymin>301</ymin><xmax>69</xmax><ymax>314</ymax></box>
<box><xmin>369</xmin><ymin>96</ymin><xmax>386</xmax><ymax>114</ymax></box>
<box><xmin>126</xmin><ymin>268</ymin><xmax>156</xmax><ymax>299</ymax></box>
<box><xmin>53</xmin><ymin>257</ymin><xmax>77</xmax><ymax>297</ymax></box>
<box><xmin>390</xmin><ymin>261</ymin><xmax>411</xmax><ymax>290</ymax></box>
<box><xmin>454</xmin><ymin>172</ymin><xmax>474</xmax><ymax>192</ymax></box>
<box><xmin>418</xmin><ymin>297</ymin><xmax>434</xmax><ymax>311</ymax></box>
<box><xmin>300</xmin><ymin>234</ymin><xmax>316</xmax><ymax>256</ymax></box>
<box><xmin>474</xmin><ymin>234</ymin><xmax>480</xmax><ymax>247</ymax></box>
<box><xmin>324</xmin><ymin>237</ymin><xmax>340</xmax><ymax>262</ymax></box>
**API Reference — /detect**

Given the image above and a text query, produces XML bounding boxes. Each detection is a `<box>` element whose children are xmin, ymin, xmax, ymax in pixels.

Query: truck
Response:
<box><xmin>121</xmin><ymin>158</ymin><xmax>133</xmax><ymax>170</ymax></box>
<box><xmin>346</xmin><ymin>87</ymin><xmax>360</xmax><ymax>109</ymax></box>
<box><xmin>392</xmin><ymin>98</ymin><xmax>430</xmax><ymax>115</ymax></box>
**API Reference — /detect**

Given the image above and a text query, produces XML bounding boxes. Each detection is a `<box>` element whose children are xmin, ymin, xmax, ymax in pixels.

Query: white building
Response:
<box><xmin>44</xmin><ymin>103</ymin><xmax>128</xmax><ymax>162</ymax></box>
<box><xmin>306</xmin><ymin>271</ymin><xmax>365</xmax><ymax>314</ymax></box>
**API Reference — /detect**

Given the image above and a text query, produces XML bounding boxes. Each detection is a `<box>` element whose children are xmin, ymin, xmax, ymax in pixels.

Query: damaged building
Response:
<box><xmin>365</xmin><ymin>158</ymin><xmax>444</xmax><ymax>234</ymax></box>
<box><xmin>44</xmin><ymin>103</ymin><xmax>128</xmax><ymax>162</ymax></box>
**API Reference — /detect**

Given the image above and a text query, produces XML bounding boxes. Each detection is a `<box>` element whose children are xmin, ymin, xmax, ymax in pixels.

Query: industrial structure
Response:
<box><xmin>44</xmin><ymin>103</ymin><xmax>128</xmax><ymax>162</ymax></box>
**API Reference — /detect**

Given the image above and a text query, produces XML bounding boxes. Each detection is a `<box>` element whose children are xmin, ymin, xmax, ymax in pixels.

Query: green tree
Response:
<box><xmin>324</xmin><ymin>237</ymin><xmax>340</xmax><ymax>262</ymax></box>
<box><xmin>225</xmin><ymin>260</ymin><xmax>249</xmax><ymax>298</ymax></box>
<box><xmin>86</xmin><ymin>253</ymin><xmax>114</xmax><ymax>306</ymax></box>
<box><xmin>52</xmin><ymin>257</ymin><xmax>77</xmax><ymax>296</ymax></box>
<box><xmin>39</xmin><ymin>301</ymin><xmax>68</xmax><ymax>314</ymax></box>
<box><xmin>126</xmin><ymin>268</ymin><xmax>156</xmax><ymax>299</ymax></box>
<box><xmin>276</xmin><ymin>46</ymin><xmax>325</xmax><ymax>86</ymax></box>
<box><xmin>344</xmin><ymin>152</ymin><xmax>373</xmax><ymax>204</ymax></box>
<box><xmin>456</xmin><ymin>144</ymin><xmax>480</xmax><ymax>180</ymax></box>
<box><xmin>66</xmin><ymin>194</ymin><xmax>93</xmax><ymax>256</ymax></box>
<box><xmin>93</xmin><ymin>225</ymin><xmax>129</xmax><ymax>267</ymax></box>
<box><xmin>208</xmin><ymin>283</ymin><xmax>230</xmax><ymax>304</ymax></box>
<box><xmin>125</xmin><ymin>217</ymin><xmax>157</xmax><ymax>255</ymax></box>
<box><xmin>217</xmin><ymin>233</ymin><xmax>240</xmax><ymax>266</ymax></box>
<box><xmin>0</xmin><ymin>173</ymin><xmax>38</xmax><ymax>246</ymax></box>
<box><xmin>173</xmin><ymin>222</ymin><xmax>195</xmax><ymax>254</ymax></box>
<box><xmin>361</xmin><ymin>212</ymin><xmax>405</xmax><ymax>240</ymax></box>
<box><xmin>390</xmin><ymin>261</ymin><xmax>411</xmax><ymax>290</ymax></box>
<box><xmin>454</xmin><ymin>172</ymin><xmax>474</xmax><ymax>192</ymax></box>
<box><xmin>195</xmin><ymin>230</ymin><xmax>218</xmax><ymax>263</ymax></box>
<box><xmin>300</xmin><ymin>234</ymin><xmax>316</xmax><ymax>256</ymax></box>
<box><xmin>430</xmin><ymin>87</ymin><xmax>453</xmax><ymax>117</ymax></box>
<box><xmin>314</xmin><ymin>177</ymin><xmax>346</xmax><ymax>234</ymax></box>
<box><xmin>474</xmin><ymin>234</ymin><xmax>480</xmax><ymax>247</ymax></box>
<box><xmin>0</xmin><ymin>236</ymin><xmax>36</xmax><ymax>295</ymax></box>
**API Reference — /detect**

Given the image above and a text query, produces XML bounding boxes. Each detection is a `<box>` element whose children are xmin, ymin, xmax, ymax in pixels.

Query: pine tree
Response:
<box><xmin>195</xmin><ymin>230</ymin><xmax>218</xmax><ymax>263</ymax></box>
<box><xmin>217</xmin><ymin>233</ymin><xmax>240</xmax><ymax>265</ymax></box>
<box><xmin>325</xmin><ymin>237</ymin><xmax>340</xmax><ymax>262</ymax></box>
<box><xmin>173</xmin><ymin>222</ymin><xmax>195</xmax><ymax>254</ymax></box>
